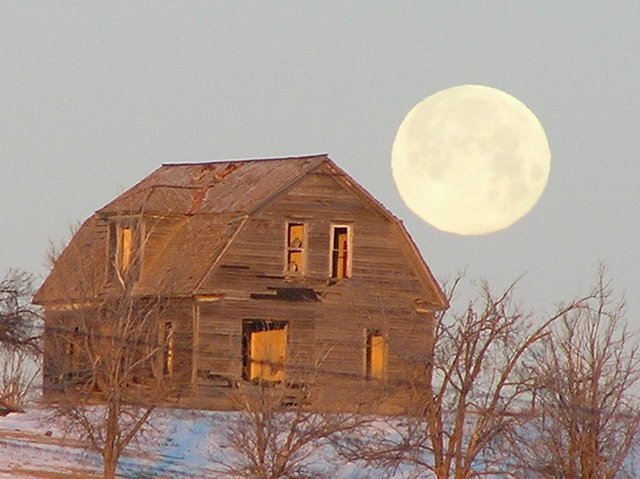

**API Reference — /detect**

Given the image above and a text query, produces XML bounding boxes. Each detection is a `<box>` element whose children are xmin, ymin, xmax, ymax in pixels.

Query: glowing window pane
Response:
<box><xmin>286</xmin><ymin>223</ymin><xmax>305</xmax><ymax>274</ymax></box>
<box><xmin>331</xmin><ymin>226</ymin><xmax>350</xmax><ymax>279</ymax></box>
<box><xmin>163</xmin><ymin>322</ymin><xmax>174</xmax><ymax>376</ymax></box>
<box><xmin>287</xmin><ymin>251</ymin><xmax>303</xmax><ymax>273</ymax></box>
<box><xmin>288</xmin><ymin>224</ymin><xmax>304</xmax><ymax>247</ymax></box>
<box><xmin>366</xmin><ymin>332</ymin><xmax>385</xmax><ymax>380</ymax></box>
<box><xmin>119</xmin><ymin>226</ymin><xmax>133</xmax><ymax>272</ymax></box>
<box><xmin>250</xmin><ymin>328</ymin><xmax>287</xmax><ymax>382</ymax></box>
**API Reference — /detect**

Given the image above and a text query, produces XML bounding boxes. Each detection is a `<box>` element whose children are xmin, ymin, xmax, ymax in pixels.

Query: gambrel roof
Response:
<box><xmin>35</xmin><ymin>154</ymin><xmax>447</xmax><ymax>310</ymax></box>
<box><xmin>99</xmin><ymin>155</ymin><xmax>327</xmax><ymax>216</ymax></box>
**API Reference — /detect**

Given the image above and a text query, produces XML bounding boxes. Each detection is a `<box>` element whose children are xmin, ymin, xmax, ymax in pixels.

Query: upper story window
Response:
<box><xmin>107</xmin><ymin>219</ymin><xmax>142</xmax><ymax>282</ymax></box>
<box><xmin>118</xmin><ymin>225</ymin><xmax>133</xmax><ymax>272</ymax></box>
<box><xmin>285</xmin><ymin>222</ymin><xmax>306</xmax><ymax>275</ymax></box>
<box><xmin>331</xmin><ymin>225</ymin><xmax>351</xmax><ymax>279</ymax></box>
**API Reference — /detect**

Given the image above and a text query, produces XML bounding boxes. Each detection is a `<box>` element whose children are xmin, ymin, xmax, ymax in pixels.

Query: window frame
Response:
<box><xmin>162</xmin><ymin>321</ymin><xmax>175</xmax><ymax>377</ymax></box>
<box><xmin>66</xmin><ymin>326</ymin><xmax>81</xmax><ymax>380</ymax></box>
<box><xmin>330</xmin><ymin>224</ymin><xmax>352</xmax><ymax>279</ymax></box>
<box><xmin>285</xmin><ymin>222</ymin><xmax>306</xmax><ymax>276</ymax></box>
<box><xmin>118</xmin><ymin>225</ymin><xmax>134</xmax><ymax>272</ymax></box>
<box><xmin>364</xmin><ymin>329</ymin><xmax>386</xmax><ymax>380</ymax></box>
<box><xmin>242</xmin><ymin>319</ymin><xmax>288</xmax><ymax>383</ymax></box>
<box><xmin>106</xmin><ymin>217</ymin><xmax>144</xmax><ymax>282</ymax></box>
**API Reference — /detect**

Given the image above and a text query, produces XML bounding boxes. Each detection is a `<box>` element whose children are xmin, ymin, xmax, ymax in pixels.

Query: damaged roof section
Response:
<box><xmin>98</xmin><ymin>155</ymin><xmax>326</xmax><ymax>217</ymax></box>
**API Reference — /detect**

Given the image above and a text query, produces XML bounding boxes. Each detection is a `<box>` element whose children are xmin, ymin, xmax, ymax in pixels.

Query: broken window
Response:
<box><xmin>331</xmin><ymin>225</ymin><xmax>351</xmax><ymax>279</ymax></box>
<box><xmin>365</xmin><ymin>330</ymin><xmax>385</xmax><ymax>380</ymax></box>
<box><xmin>119</xmin><ymin>225</ymin><xmax>133</xmax><ymax>272</ymax></box>
<box><xmin>162</xmin><ymin>321</ymin><xmax>174</xmax><ymax>376</ymax></box>
<box><xmin>243</xmin><ymin>320</ymin><xmax>288</xmax><ymax>383</ymax></box>
<box><xmin>286</xmin><ymin>223</ymin><xmax>305</xmax><ymax>274</ymax></box>
<box><xmin>67</xmin><ymin>326</ymin><xmax>81</xmax><ymax>379</ymax></box>
<box><xmin>107</xmin><ymin>219</ymin><xmax>142</xmax><ymax>281</ymax></box>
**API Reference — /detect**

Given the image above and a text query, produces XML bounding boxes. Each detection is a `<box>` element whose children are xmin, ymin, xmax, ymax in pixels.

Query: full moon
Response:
<box><xmin>391</xmin><ymin>84</ymin><xmax>551</xmax><ymax>235</ymax></box>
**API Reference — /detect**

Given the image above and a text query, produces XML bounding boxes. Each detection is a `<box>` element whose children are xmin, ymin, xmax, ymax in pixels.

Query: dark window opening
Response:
<box><xmin>67</xmin><ymin>326</ymin><xmax>80</xmax><ymax>379</ymax></box>
<box><xmin>62</xmin><ymin>326</ymin><xmax>82</xmax><ymax>384</ymax></box>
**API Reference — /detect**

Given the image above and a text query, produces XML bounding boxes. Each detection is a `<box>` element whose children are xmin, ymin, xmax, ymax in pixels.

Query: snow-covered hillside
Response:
<box><xmin>0</xmin><ymin>407</ymin><xmax>396</xmax><ymax>479</ymax></box>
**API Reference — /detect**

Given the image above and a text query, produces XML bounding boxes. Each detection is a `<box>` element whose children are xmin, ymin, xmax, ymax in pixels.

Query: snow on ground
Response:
<box><xmin>0</xmin><ymin>407</ymin><xmax>412</xmax><ymax>479</ymax></box>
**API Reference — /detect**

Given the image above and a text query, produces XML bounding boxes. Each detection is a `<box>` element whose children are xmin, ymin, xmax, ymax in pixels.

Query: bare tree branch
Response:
<box><xmin>511</xmin><ymin>268</ymin><xmax>640</xmax><ymax>479</ymax></box>
<box><xmin>0</xmin><ymin>269</ymin><xmax>41</xmax><ymax>414</ymax></box>
<box><xmin>213</xmin><ymin>358</ymin><xmax>368</xmax><ymax>479</ymax></box>
<box><xmin>0</xmin><ymin>269</ymin><xmax>41</xmax><ymax>353</ymax></box>
<box><xmin>44</xmin><ymin>216</ymin><xmax>178</xmax><ymax>479</ymax></box>
<box><xmin>336</xmin><ymin>276</ymin><xmax>592</xmax><ymax>479</ymax></box>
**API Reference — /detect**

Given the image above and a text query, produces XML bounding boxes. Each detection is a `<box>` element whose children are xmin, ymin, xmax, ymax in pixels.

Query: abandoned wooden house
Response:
<box><xmin>35</xmin><ymin>154</ymin><xmax>447</xmax><ymax>412</ymax></box>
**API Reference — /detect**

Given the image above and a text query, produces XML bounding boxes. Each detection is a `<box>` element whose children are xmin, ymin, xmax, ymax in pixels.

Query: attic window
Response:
<box><xmin>243</xmin><ymin>320</ymin><xmax>288</xmax><ymax>383</ymax></box>
<box><xmin>119</xmin><ymin>226</ymin><xmax>133</xmax><ymax>272</ymax></box>
<box><xmin>330</xmin><ymin>225</ymin><xmax>351</xmax><ymax>279</ymax></box>
<box><xmin>365</xmin><ymin>330</ymin><xmax>385</xmax><ymax>380</ymax></box>
<box><xmin>285</xmin><ymin>223</ymin><xmax>305</xmax><ymax>275</ymax></box>
<box><xmin>107</xmin><ymin>220</ymin><xmax>142</xmax><ymax>281</ymax></box>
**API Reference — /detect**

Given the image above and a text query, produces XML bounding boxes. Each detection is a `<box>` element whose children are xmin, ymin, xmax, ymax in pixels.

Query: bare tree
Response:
<box><xmin>49</xmin><ymin>294</ymin><xmax>171</xmax><ymax>479</ymax></box>
<box><xmin>213</xmin><ymin>364</ymin><xmax>366</xmax><ymax>479</ymax></box>
<box><xmin>43</xmin><ymin>217</ymin><xmax>179</xmax><ymax>479</ymax></box>
<box><xmin>0</xmin><ymin>269</ymin><xmax>41</xmax><ymax>413</ymax></box>
<box><xmin>336</xmin><ymin>278</ymin><xmax>588</xmax><ymax>479</ymax></box>
<box><xmin>512</xmin><ymin>271</ymin><xmax>640</xmax><ymax>479</ymax></box>
<box><xmin>0</xmin><ymin>347</ymin><xmax>40</xmax><ymax>413</ymax></box>
<box><xmin>0</xmin><ymin>269</ymin><xmax>40</xmax><ymax>352</ymax></box>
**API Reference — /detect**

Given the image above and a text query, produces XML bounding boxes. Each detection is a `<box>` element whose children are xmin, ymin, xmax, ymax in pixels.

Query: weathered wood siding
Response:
<box><xmin>164</xmin><ymin>298</ymin><xmax>194</xmax><ymax>390</ymax></box>
<box><xmin>41</xmin><ymin>298</ymin><xmax>193</xmax><ymax>401</ymax></box>
<box><xmin>139</xmin><ymin>216</ymin><xmax>183</xmax><ymax>276</ymax></box>
<box><xmin>194</xmin><ymin>166</ymin><xmax>437</xmax><ymax>410</ymax></box>
<box><xmin>194</xmin><ymin>299</ymin><xmax>318</xmax><ymax>393</ymax></box>
<box><xmin>38</xmin><ymin>157</ymin><xmax>442</xmax><ymax>412</ymax></box>
<box><xmin>42</xmin><ymin>309</ymin><xmax>78</xmax><ymax>397</ymax></box>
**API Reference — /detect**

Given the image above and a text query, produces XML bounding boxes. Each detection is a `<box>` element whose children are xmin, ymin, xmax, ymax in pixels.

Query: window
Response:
<box><xmin>243</xmin><ymin>320</ymin><xmax>288</xmax><ymax>383</ymax></box>
<box><xmin>286</xmin><ymin>223</ymin><xmax>305</xmax><ymax>274</ymax></box>
<box><xmin>107</xmin><ymin>219</ymin><xmax>142</xmax><ymax>281</ymax></box>
<box><xmin>162</xmin><ymin>321</ymin><xmax>174</xmax><ymax>376</ymax></box>
<box><xmin>331</xmin><ymin>225</ymin><xmax>351</xmax><ymax>279</ymax></box>
<box><xmin>118</xmin><ymin>225</ymin><xmax>133</xmax><ymax>272</ymax></box>
<box><xmin>365</xmin><ymin>330</ymin><xmax>385</xmax><ymax>380</ymax></box>
<box><xmin>66</xmin><ymin>326</ymin><xmax>81</xmax><ymax>379</ymax></box>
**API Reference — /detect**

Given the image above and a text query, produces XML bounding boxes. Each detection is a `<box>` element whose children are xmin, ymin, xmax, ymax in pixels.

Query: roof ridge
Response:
<box><xmin>162</xmin><ymin>153</ymin><xmax>328</xmax><ymax>167</ymax></box>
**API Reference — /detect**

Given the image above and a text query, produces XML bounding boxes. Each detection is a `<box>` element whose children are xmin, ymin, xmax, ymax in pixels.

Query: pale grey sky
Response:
<box><xmin>1</xmin><ymin>3</ymin><xmax>638</xmax><ymax>320</ymax></box>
